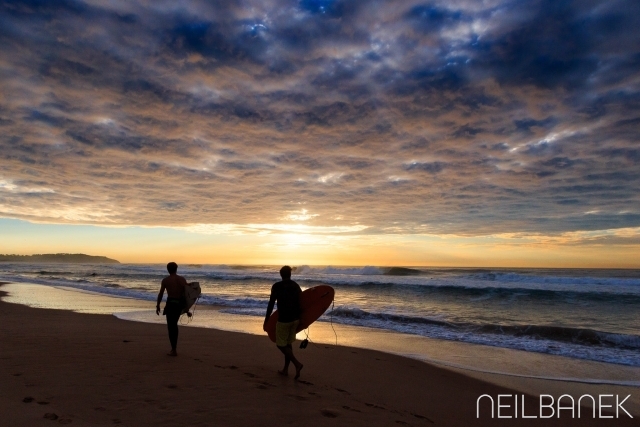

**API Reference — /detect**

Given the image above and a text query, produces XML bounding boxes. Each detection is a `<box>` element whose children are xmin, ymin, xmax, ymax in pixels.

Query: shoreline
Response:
<box><xmin>1</xmin><ymin>282</ymin><xmax>638</xmax><ymax>425</ymax></box>
<box><xmin>4</xmin><ymin>281</ymin><xmax>640</xmax><ymax>385</ymax></box>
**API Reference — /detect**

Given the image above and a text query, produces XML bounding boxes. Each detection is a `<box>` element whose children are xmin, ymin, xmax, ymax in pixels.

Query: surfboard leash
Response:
<box><xmin>301</xmin><ymin>326</ymin><xmax>311</xmax><ymax>349</ymax></box>
<box><xmin>330</xmin><ymin>298</ymin><xmax>337</xmax><ymax>346</ymax></box>
<box><xmin>180</xmin><ymin>294</ymin><xmax>201</xmax><ymax>325</ymax></box>
<box><xmin>191</xmin><ymin>294</ymin><xmax>200</xmax><ymax>320</ymax></box>
<box><xmin>300</xmin><ymin>298</ymin><xmax>338</xmax><ymax>348</ymax></box>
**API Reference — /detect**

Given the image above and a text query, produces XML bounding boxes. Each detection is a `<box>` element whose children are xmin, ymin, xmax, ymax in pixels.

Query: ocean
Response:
<box><xmin>1</xmin><ymin>263</ymin><xmax>639</xmax><ymax>368</ymax></box>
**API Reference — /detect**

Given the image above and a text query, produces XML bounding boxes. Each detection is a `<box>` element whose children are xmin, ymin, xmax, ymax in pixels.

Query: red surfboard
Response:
<box><xmin>265</xmin><ymin>285</ymin><xmax>335</xmax><ymax>343</ymax></box>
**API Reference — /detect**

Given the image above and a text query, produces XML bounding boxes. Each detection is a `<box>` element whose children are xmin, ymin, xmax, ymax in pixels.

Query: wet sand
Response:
<box><xmin>0</xmin><ymin>283</ymin><xmax>637</xmax><ymax>426</ymax></box>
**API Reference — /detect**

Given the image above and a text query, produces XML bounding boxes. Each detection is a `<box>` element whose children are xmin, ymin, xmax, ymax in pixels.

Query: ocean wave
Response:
<box><xmin>474</xmin><ymin>325</ymin><xmax>640</xmax><ymax>350</ymax></box>
<box><xmin>5</xmin><ymin>268</ymin><xmax>640</xmax><ymax>306</ymax></box>
<box><xmin>329</xmin><ymin>307</ymin><xmax>640</xmax><ymax>350</ymax></box>
<box><xmin>37</xmin><ymin>271</ymin><xmax>76</xmax><ymax>275</ymax></box>
<box><xmin>21</xmin><ymin>263</ymin><xmax>639</xmax><ymax>295</ymax></box>
<box><xmin>199</xmin><ymin>295</ymin><xmax>267</xmax><ymax>309</ymax></box>
<box><xmin>101</xmin><ymin>283</ymin><xmax>122</xmax><ymax>288</ymax></box>
<box><xmin>295</xmin><ymin>265</ymin><xmax>384</xmax><ymax>275</ymax></box>
<box><xmin>383</xmin><ymin>267</ymin><xmax>424</xmax><ymax>276</ymax></box>
<box><xmin>329</xmin><ymin>282</ymin><xmax>640</xmax><ymax>305</ymax></box>
<box><xmin>463</xmin><ymin>271</ymin><xmax>640</xmax><ymax>287</ymax></box>
<box><xmin>195</xmin><ymin>269</ymin><xmax>640</xmax><ymax>295</ymax></box>
<box><xmin>218</xmin><ymin>307</ymin><xmax>265</xmax><ymax>316</ymax></box>
<box><xmin>294</xmin><ymin>265</ymin><xmax>425</xmax><ymax>276</ymax></box>
<box><xmin>330</xmin><ymin>306</ymin><xmax>453</xmax><ymax>327</ymax></box>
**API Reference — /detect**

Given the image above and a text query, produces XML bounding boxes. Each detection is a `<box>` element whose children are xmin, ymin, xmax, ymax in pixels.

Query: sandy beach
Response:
<box><xmin>0</xmin><ymin>283</ymin><xmax>636</xmax><ymax>427</ymax></box>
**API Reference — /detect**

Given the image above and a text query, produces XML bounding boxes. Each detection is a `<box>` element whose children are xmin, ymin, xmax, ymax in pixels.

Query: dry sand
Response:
<box><xmin>0</xmin><ymin>284</ymin><xmax>636</xmax><ymax>426</ymax></box>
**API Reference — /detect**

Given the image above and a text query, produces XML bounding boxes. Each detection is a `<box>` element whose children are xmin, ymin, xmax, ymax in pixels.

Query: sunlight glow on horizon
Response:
<box><xmin>1</xmin><ymin>219</ymin><xmax>639</xmax><ymax>269</ymax></box>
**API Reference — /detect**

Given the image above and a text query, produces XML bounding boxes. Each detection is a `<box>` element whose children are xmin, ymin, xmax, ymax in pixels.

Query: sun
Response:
<box><xmin>280</xmin><ymin>233</ymin><xmax>318</xmax><ymax>248</ymax></box>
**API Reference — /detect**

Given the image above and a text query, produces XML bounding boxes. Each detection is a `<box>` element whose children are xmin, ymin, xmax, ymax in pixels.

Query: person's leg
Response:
<box><xmin>277</xmin><ymin>345</ymin><xmax>291</xmax><ymax>375</ymax></box>
<box><xmin>274</xmin><ymin>320</ymin><xmax>303</xmax><ymax>378</ymax></box>
<box><xmin>278</xmin><ymin>345</ymin><xmax>303</xmax><ymax>379</ymax></box>
<box><xmin>275</xmin><ymin>321</ymin><xmax>291</xmax><ymax>374</ymax></box>
<box><xmin>288</xmin><ymin>320</ymin><xmax>302</xmax><ymax>379</ymax></box>
<box><xmin>166</xmin><ymin>306</ymin><xmax>180</xmax><ymax>356</ymax></box>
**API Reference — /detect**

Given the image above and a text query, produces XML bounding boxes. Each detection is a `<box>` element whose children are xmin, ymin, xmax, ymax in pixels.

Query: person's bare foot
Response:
<box><xmin>294</xmin><ymin>364</ymin><xmax>303</xmax><ymax>380</ymax></box>
<box><xmin>167</xmin><ymin>350</ymin><xmax>177</xmax><ymax>357</ymax></box>
<box><xmin>277</xmin><ymin>369</ymin><xmax>288</xmax><ymax>376</ymax></box>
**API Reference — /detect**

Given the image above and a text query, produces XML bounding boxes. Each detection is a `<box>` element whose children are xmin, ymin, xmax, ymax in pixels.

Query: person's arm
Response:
<box><xmin>156</xmin><ymin>282</ymin><xmax>166</xmax><ymax>315</ymax></box>
<box><xmin>263</xmin><ymin>288</ymin><xmax>276</xmax><ymax>331</ymax></box>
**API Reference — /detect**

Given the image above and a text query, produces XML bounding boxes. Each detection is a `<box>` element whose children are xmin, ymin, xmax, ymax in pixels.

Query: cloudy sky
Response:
<box><xmin>1</xmin><ymin>0</ymin><xmax>639</xmax><ymax>266</ymax></box>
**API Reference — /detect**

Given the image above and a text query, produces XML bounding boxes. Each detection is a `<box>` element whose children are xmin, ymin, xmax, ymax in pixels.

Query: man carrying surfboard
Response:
<box><xmin>156</xmin><ymin>262</ymin><xmax>188</xmax><ymax>357</ymax></box>
<box><xmin>263</xmin><ymin>266</ymin><xmax>304</xmax><ymax>379</ymax></box>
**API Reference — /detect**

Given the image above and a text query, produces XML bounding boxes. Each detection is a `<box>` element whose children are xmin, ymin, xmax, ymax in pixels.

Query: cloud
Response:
<box><xmin>486</xmin><ymin>227</ymin><xmax>640</xmax><ymax>246</ymax></box>
<box><xmin>181</xmin><ymin>222</ymin><xmax>368</xmax><ymax>235</ymax></box>
<box><xmin>403</xmin><ymin>161</ymin><xmax>446</xmax><ymax>173</ymax></box>
<box><xmin>0</xmin><ymin>0</ymin><xmax>639</xmax><ymax>240</ymax></box>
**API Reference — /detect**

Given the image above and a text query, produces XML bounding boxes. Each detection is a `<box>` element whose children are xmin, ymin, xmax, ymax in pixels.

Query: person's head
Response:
<box><xmin>279</xmin><ymin>265</ymin><xmax>292</xmax><ymax>280</ymax></box>
<box><xmin>167</xmin><ymin>262</ymin><xmax>178</xmax><ymax>274</ymax></box>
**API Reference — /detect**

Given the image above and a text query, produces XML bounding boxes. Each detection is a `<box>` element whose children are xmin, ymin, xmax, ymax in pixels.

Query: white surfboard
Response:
<box><xmin>182</xmin><ymin>282</ymin><xmax>201</xmax><ymax>314</ymax></box>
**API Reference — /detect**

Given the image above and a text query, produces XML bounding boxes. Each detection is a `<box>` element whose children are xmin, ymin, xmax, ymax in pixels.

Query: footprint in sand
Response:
<box><xmin>335</xmin><ymin>388</ymin><xmax>349</xmax><ymax>394</ymax></box>
<box><xmin>228</xmin><ymin>365</ymin><xmax>239</xmax><ymax>370</ymax></box>
<box><xmin>122</xmin><ymin>340</ymin><xmax>131</xmax><ymax>343</ymax></box>
<box><xmin>365</xmin><ymin>403</ymin><xmax>385</xmax><ymax>410</ymax></box>
<box><xmin>38</xmin><ymin>401</ymin><xmax>50</xmax><ymax>405</ymax></box>
<box><xmin>43</xmin><ymin>413</ymin><xmax>58</xmax><ymax>420</ymax></box>
<box><xmin>13</xmin><ymin>373</ymin><xmax>22</xmax><ymax>376</ymax></box>
<box><xmin>256</xmin><ymin>381</ymin><xmax>276</xmax><ymax>389</ymax></box>
<box><xmin>411</xmin><ymin>412</ymin><xmax>434</xmax><ymax>423</ymax></box>
<box><xmin>287</xmin><ymin>394</ymin><xmax>309</xmax><ymax>401</ymax></box>
<box><xmin>23</xmin><ymin>397</ymin><xmax>34</xmax><ymax>403</ymax></box>
<box><xmin>297</xmin><ymin>380</ymin><xmax>313</xmax><ymax>386</ymax></box>
<box><xmin>243</xmin><ymin>372</ymin><xmax>258</xmax><ymax>378</ymax></box>
<box><xmin>167</xmin><ymin>384</ymin><xmax>178</xmax><ymax>389</ymax></box>
<box><xmin>320</xmin><ymin>409</ymin><xmax>339</xmax><ymax>418</ymax></box>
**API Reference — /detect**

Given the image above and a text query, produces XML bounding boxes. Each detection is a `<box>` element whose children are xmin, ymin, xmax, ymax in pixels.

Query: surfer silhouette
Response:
<box><xmin>263</xmin><ymin>266</ymin><xmax>304</xmax><ymax>379</ymax></box>
<box><xmin>156</xmin><ymin>262</ymin><xmax>188</xmax><ymax>357</ymax></box>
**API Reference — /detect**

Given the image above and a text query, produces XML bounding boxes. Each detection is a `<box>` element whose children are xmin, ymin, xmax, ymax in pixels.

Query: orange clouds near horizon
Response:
<box><xmin>1</xmin><ymin>219</ymin><xmax>639</xmax><ymax>268</ymax></box>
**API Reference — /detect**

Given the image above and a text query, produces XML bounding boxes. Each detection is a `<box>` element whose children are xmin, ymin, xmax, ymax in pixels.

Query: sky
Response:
<box><xmin>1</xmin><ymin>0</ymin><xmax>639</xmax><ymax>267</ymax></box>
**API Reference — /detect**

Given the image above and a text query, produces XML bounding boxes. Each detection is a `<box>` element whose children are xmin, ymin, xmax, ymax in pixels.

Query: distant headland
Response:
<box><xmin>0</xmin><ymin>253</ymin><xmax>120</xmax><ymax>264</ymax></box>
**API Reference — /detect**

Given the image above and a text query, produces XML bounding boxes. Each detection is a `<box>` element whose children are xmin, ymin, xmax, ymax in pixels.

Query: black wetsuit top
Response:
<box><xmin>268</xmin><ymin>280</ymin><xmax>302</xmax><ymax>323</ymax></box>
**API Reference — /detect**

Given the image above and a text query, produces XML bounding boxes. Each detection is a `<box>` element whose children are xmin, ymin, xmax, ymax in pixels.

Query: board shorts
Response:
<box><xmin>162</xmin><ymin>297</ymin><xmax>184</xmax><ymax>315</ymax></box>
<box><xmin>275</xmin><ymin>320</ymin><xmax>299</xmax><ymax>347</ymax></box>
